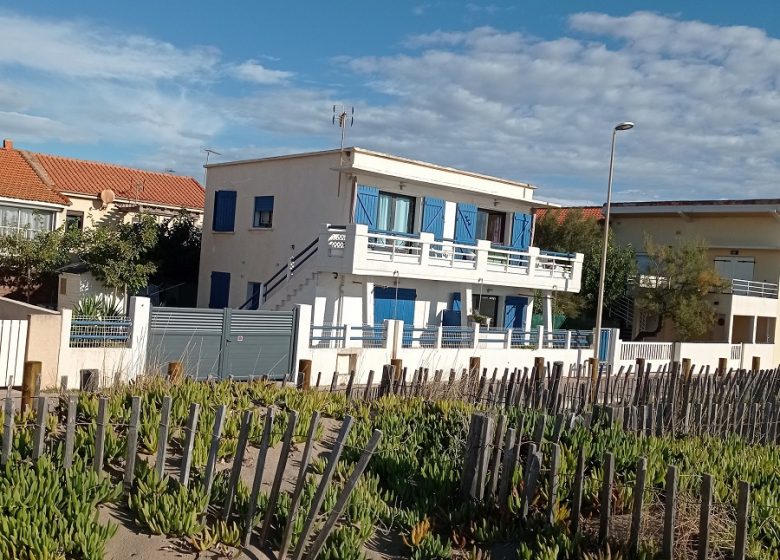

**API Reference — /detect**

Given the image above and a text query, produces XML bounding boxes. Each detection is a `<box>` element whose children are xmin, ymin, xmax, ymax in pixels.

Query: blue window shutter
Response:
<box><xmin>454</xmin><ymin>203</ymin><xmax>477</xmax><ymax>244</ymax></box>
<box><xmin>209</xmin><ymin>271</ymin><xmax>231</xmax><ymax>308</ymax></box>
<box><xmin>213</xmin><ymin>190</ymin><xmax>237</xmax><ymax>232</ymax></box>
<box><xmin>504</xmin><ymin>296</ymin><xmax>528</xmax><ymax>329</ymax></box>
<box><xmin>511</xmin><ymin>212</ymin><xmax>533</xmax><ymax>250</ymax></box>
<box><xmin>254</xmin><ymin>196</ymin><xmax>274</xmax><ymax>212</ymax></box>
<box><xmin>354</xmin><ymin>185</ymin><xmax>379</xmax><ymax>227</ymax></box>
<box><xmin>421</xmin><ymin>197</ymin><xmax>445</xmax><ymax>240</ymax></box>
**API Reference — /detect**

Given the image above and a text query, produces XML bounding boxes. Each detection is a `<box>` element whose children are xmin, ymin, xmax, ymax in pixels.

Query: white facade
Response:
<box><xmin>198</xmin><ymin>148</ymin><xmax>583</xmax><ymax>333</ymax></box>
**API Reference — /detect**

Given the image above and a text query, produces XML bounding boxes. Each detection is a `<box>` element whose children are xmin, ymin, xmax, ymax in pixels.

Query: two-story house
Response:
<box><xmin>608</xmin><ymin>199</ymin><xmax>779</xmax><ymax>359</ymax></box>
<box><xmin>197</xmin><ymin>147</ymin><xmax>584</xmax><ymax>335</ymax></box>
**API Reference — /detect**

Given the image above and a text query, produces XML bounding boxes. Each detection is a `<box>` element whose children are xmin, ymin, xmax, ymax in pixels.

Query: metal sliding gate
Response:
<box><xmin>146</xmin><ymin>307</ymin><xmax>297</xmax><ymax>380</ymax></box>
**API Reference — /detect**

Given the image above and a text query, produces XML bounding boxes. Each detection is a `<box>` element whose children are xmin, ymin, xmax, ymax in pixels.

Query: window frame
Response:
<box><xmin>252</xmin><ymin>196</ymin><xmax>274</xmax><ymax>229</ymax></box>
<box><xmin>476</xmin><ymin>208</ymin><xmax>506</xmax><ymax>244</ymax></box>
<box><xmin>376</xmin><ymin>191</ymin><xmax>416</xmax><ymax>234</ymax></box>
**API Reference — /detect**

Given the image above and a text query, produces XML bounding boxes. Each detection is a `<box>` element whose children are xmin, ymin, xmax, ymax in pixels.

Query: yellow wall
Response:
<box><xmin>612</xmin><ymin>213</ymin><xmax>780</xmax><ymax>283</ymax></box>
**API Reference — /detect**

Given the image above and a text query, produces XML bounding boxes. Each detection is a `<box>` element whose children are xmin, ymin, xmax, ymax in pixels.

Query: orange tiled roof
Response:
<box><xmin>535</xmin><ymin>206</ymin><xmax>603</xmax><ymax>224</ymax></box>
<box><xmin>0</xmin><ymin>143</ymin><xmax>69</xmax><ymax>206</ymax></box>
<box><xmin>27</xmin><ymin>152</ymin><xmax>204</xmax><ymax>210</ymax></box>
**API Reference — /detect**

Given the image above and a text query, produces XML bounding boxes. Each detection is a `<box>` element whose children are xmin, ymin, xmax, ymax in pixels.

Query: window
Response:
<box><xmin>476</xmin><ymin>209</ymin><xmax>505</xmax><ymax>244</ymax></box>
<box><xmin>0</xmin><ymin>205</ymin><xmax>54</xmax><ymax>238</ymax></box>
<box><xmin>376</xmin><ymin>192</ymin><xmax>415</xmax><ymax>234</ymax></box>
<box><xmin>471</xmin><ymin>294</ymin><xmax>499</xmax><ymax>327</ymax></box>
<box><xmin>253</xmin><ymin>196</ymin><xmax>274</xmax><ymax>228</ymax></box>
<box><xmin>59</xmin><ymin>277</ymin><xmax>67</xmax><ymax>295</ymax></box>
<box><xmin>66</xmin><ymin>211</ymin><xmax>84</xmax><ymax>231</ymax></box>
<box><xmin>212</xmin><ymin>190</ymin><xmax>237</xmax><ymax>232</ymax></box>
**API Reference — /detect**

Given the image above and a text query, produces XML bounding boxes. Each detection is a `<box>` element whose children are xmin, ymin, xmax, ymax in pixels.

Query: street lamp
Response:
<box><xmin>593</xmin><ymin>121</ymin><xmax>634</xmax><ymax>363</ymax></box>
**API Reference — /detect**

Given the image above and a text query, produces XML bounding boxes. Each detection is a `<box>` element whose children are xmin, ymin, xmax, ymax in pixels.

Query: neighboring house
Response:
<box><xmin>0</xmin><ymin>138</ymin><xmax>205</xmax><ymax>308</ymax></box>
<box><xmin>0</xmin><ymin>139</ymin><xmax>70</xmax><ymax>238</ymax></box>
<box><xmin>608</xmin><ymin>199</ymin><xmax>779</xmax><ymax>356</ymax></box>
<box><xmin>0</xmin><ymin>138</ymin><xmax>205</xmax><ymax>232</ymax></box>
<box><xmin>198</xmin><ymin>147</ymin><xmax>584</xmax><ymax>332</ymax></box>
<box><xmin>534</xmin><ymin>206</ymin><xmax>604</xmax><ymax>224</ymax></box>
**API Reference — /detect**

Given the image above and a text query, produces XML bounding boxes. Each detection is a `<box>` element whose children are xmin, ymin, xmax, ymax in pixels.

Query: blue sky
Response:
<box><xmin>2</xmin><ymin>1</ymin><xmax>780</xmax><ymax>204</ymax></box>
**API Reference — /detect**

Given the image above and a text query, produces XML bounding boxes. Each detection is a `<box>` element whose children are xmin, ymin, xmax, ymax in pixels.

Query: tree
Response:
<box><xmin>150</xmin><ymin>212</ymin><xmax>201</xmax><ymax>285</ymax></box>
<box><xmin>633</xmin><ymin>236</ymin><xmax>725</xmax><ymax>341</ymax></box>
<box><xmin>0</xmin><ymin>228</ymin><xmax>78</xmax><ymax>302</ymax></box>
<box><xmin>534</xmin><ymin>209</ymin><xmax>636</xmax><ymax>322</ymax></box>
<box><xmin>79</xmin><ymin>215</ymin><xmax>159</xmax><ymax>300</ymax></box>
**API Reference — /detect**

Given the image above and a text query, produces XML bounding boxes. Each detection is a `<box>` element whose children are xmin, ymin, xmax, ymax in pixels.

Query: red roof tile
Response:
<box><xmin>534</xmin><ymin>206</ymin><xmax>603</xmax><ymax>224</ymax></box>
<box><xmin>28</xmin><ymin>152</ymin><xmax>204</xmax><ymax>210</ymax></box>
<box><xmin>0</xmin><ymin>144</ymin><xmax>69</xmax><ymax>205</ymax></box>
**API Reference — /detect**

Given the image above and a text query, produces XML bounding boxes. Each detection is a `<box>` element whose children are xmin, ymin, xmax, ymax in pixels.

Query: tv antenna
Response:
<box><xmin>332</xmin><ymin>105</ymin><xmax>354</xmax><ymax>197</ymax></box>
<box><xmin>202</xmin><ymin>148</ymin><xmax>222</xmax><ymax>186</ymax></box>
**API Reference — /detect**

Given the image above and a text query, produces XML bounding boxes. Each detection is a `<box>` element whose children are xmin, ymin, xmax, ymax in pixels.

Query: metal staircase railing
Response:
<box><xmin>260</xmin><ymin>237</ymin><xmax>319</xmax><ymax>305</ymax></box>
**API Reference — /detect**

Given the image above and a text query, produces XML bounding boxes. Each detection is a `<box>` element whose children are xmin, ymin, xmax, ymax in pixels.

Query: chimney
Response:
<box><xmin>2</xmin><ymin>139</ymin><xmax>12</xmax><ymax>150</ymax></box>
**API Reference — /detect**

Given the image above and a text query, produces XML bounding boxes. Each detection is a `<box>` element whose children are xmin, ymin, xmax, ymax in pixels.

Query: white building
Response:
<box><xmin>197</xmin><ymin>148</ymin><xmax>584</xmax><ymax>335</ymax></box>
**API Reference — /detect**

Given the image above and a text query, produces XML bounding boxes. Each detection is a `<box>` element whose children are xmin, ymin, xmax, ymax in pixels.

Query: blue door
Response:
<box><xmin>209</xmin><ymin>271</ymin><xmax>231</xmax><ymax>309</ymax></box>
<box><xmin>599</xmin><ymin>328</ymin><xmax>611</xmax><ymax>361</ymax></box>
<box><xmin>442</xmin><ymin>292</ymin><xmax>461</xmax><ymax>327</ymax></box>
<box><xmin>374</xmin><ymin>287</ymin><xmax>416</xmax><ymax>327</ymax></box>
<box><xmin>504</xmin><ymin>296</ymin><xmax>528</xmax><ymax>329</ymax></box>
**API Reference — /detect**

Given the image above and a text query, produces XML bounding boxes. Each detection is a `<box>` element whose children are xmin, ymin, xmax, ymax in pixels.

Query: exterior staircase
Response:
<box><xmin>263</xmin><ymin>272</ymin><xmax>316</xmax><ymax>311</ymax></box>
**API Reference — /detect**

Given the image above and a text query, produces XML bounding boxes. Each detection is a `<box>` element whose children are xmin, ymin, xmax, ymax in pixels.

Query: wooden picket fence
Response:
<box><xmin>1</xmin><ymin>390</ymin><xmax>382</xmax><ymax>559</ymax></box>
<box><xmin>459</xmin><ymin>410</ymin><xmax>753</xmax><ymax>559</ymax></box>
<box><xmin>307</xmin><ymin>358</ymin><xmax>780</xmax><ymax>443</ymax></box>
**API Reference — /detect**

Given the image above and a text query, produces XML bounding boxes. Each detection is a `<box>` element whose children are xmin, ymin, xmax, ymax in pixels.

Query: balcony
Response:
<box><xmin>317</xmin><ymin>224</ymin><xmax>583</xmax><ymax>292</ymax></box>
<box><xmin>725</xmin><ymin>278</ymin><xmax>778</xmax><ymax>299</ymax></box>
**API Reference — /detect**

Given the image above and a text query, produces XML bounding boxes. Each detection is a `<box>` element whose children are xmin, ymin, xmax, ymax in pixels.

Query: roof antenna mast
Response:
<box><xmin>332</xmin><ymin>105</ymin><xmax>354</xmax><ymax>197</ymax></box>
<box><xmin>202</xmin><ymin>148</ymin><xmax>222</xmax><ymax>187</ymax></box>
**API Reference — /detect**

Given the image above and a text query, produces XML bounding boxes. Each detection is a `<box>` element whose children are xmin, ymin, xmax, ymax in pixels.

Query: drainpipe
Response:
<box><xmin>336</xmin><ymin>274</ymin><xmax>345</xmax><ymax>325</ymax></box>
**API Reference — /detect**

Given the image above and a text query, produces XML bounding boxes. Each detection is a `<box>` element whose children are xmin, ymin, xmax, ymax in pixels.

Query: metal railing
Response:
<box><xmin>262</xmin><ymin>237</ymin><xmax>319</xmax><ymax>303</ymax></box>
<box><xmin>477</xmin><ymin>327</ymin><xmax>509</xmax><ymax>345</ymax></box>
<box><xmin>69</xmin><ymin>316</ymin><xmax>131</xmax><ymax>348</ymax></box>
<box><xmin>350</xmin><ymin>324</ymin><xmax>387</xmax><ymax>348</ymax></box>
<box><xmin>309</xmin><ymin>324</ymin><xmax>346</xmax><ymax>349</ymax></box>
<box><xmin>728</xmin><ymin>279</ymin><xmax>779</xmax><ymax>299</ymax></box>
<box><xmin>619</xmin><ymin>341</ymin><xmax>673</xmax><ymax>362</ymax></box>
<box><xmin>441</xmin><ymin>326</ymin><xmax>473</xmax><ymax>348</ymax></box>
<box><xmin>402</xmin><ymin>325</ymin><xmax>437</xmax><ymax>348</ymax></box>
<box><xmin>510</xmin><ymin>329</ymin><xmax>539</xmax><ymax>349</ymax></box>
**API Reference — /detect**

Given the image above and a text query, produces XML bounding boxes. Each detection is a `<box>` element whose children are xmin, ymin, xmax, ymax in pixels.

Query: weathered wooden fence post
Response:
<box><xmin>179</xmin><ymin>403</ymin><xmax>200</xmax><ymax>487</ymax></box>
<box><xmin>629</xmin><ymin>457</ymin><xmax>647</xmax><ymax>556</ymax></box>
<box><xmin>155</xmin><ymin>396</ymin><xmax>172</xmax><ymax>478</ymax></box>
<box><xmin>662</xmin><ymin>465</ymin><xmax>678</xmax><ymax>559</ymax></box>
<box><xmin>92</xmin><ymin>397</ymin><xmax>107</xmax><ymax>472</ymax></box>
<box><xmin>1</xmin><ymin>394</ymin><xmax>13</xmax><ymax>466</ymax></box>
<box><xmin>63</xmin><ymin>395</ymin><xmax>77</xmax><ymax>469</ymax></box>
<box><xmin>698</xmin><ymin>474</ymin><xmax>713</xmax><ymax>560</ymax></box>
<box><xmin>243</xmin><ymin>408</ymin><xmax>275</xmax><ymax>547</ymax></box>
<box><xmin>279</xmin><ymin>411</ymin><xmax>321</xmax><ymax>559</ymax></box>
<box><xmin>304</xmin><ymin>429</ymin><xmax>383</xmax><ymax>560</ymax></box>
<box><xmin>571</xmin><ymin>446</ymin><xmax>585</xmax><ymax>537</ymax></box>
<box><xmin>124</xmin><ymin>396</ymin><xmax>141</xmax><ymax>487</ymax></box>
<box><xmin>223</xmin><ymin>409</ymin><xmax>253</xmax><ymax>519</ymax></box>
<box><xmin>599</xmin><ymin>452</ymin><xmax>615</xmax><ymax>544</ymax></box>
<box><xmin>291</xmin><ymin>415</ymin><xmax>355</xmax><ymax>560</ymax></box>
<box><xmin>734</xmin><ymin>481</ymin><xmax>751</xmax><ymax>560</ymax></box>
<box><xmin>21</xmin><ymin>361</ymin><xmax>41</xmax><ymax>414</ymax></box>
<box><xmin>32</xmin><ymin>393</ymin><xmax>48</xmax><ymax>460</ymax></box>
<box><xmin>202</xmin><ymin>404</ymin><xmax>227</xmax><ymax>497</ymax></box>
<box><xmin>258</xmin><ymin>410</ymin><xmax>299</xmax><ymax>546</ymax></box>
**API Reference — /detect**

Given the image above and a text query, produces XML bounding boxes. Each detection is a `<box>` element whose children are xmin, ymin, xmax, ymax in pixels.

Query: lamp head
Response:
<box><xmin>614</xmin><ymin>122</ymin><xmax>634</xmax><ymax>131</ymax></box>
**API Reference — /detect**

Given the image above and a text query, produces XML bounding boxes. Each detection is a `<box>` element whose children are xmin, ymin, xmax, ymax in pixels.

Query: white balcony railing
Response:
<box><xmin>318</xmin><ymin>224</ymin><xmax>584</xmax><ymax>292</ymax></box>
<box><xmin>728</xmin><ymin>278</ymin><xmax>779</xmax><ymax>299</ymax></box>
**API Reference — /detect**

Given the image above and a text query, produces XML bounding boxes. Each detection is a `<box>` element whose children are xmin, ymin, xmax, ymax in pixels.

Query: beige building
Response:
<box><xmin>198</xmin><ymin>147</ymin><xmax>584</xmax><ymax>334</ymax></box>
<box><xmin>0</xmin><ymin>138</ymin><xmax>204</xmax><ymax>233</ymax></box>
<box><xmin>609</xmin><ymin>199</ymin><xmax>779</xmax><ymax>359</ymax></box>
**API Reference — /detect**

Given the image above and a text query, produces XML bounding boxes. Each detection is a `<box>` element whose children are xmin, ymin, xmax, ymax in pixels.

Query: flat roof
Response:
<box><xmin>609</xmin><ymin>198</ymin><xmax>780</xmax><ymax>216</ymax></box>
<box><xmin>206</xmin><ymin>146</ymin><xmax>536</xmax><ymax>190</ymax></box>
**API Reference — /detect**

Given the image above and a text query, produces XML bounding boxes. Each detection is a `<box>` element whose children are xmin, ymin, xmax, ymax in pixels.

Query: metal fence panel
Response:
<box><xmin>147</xmin><ymin>307</ymin><xmax>295</xmax><ymax>381</ymax></box>
<box><xmin>147</xmin><ymin>308</ymin><xmax>223</xmax><ymax>380</ymax></box>
<box><xmin>225</xmin><ymin>309</ymin><xmax>294</xmax><ymax>380</ymax></box>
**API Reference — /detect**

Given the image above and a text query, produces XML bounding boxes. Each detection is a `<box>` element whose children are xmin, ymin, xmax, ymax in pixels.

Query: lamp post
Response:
<box><xmin>593</xmin><ymin>122</ymin><xmax>634</xmax><ymax>364</ymax></box>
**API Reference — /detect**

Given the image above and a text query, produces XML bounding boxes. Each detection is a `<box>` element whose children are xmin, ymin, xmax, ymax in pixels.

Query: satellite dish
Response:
<box><xmin>99</xmin><ymin>189</ymin><xmax>115</xmax><ymax>205</ymax></box>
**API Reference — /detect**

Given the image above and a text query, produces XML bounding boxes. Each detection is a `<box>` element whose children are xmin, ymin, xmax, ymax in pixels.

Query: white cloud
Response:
<box><xmin>232</xmin><ymin>60</ymin><xmax>294</xmax><ymax>85</ymax></box>
<box><xmin>2</xmin><ymin>9</ymin><xmax>780</xmax><ymax>204</ymax></box>
<box><xmin>343</xmin><ymin>16</ymin><xmax>780</xmax><ymax>202</ymax></box>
